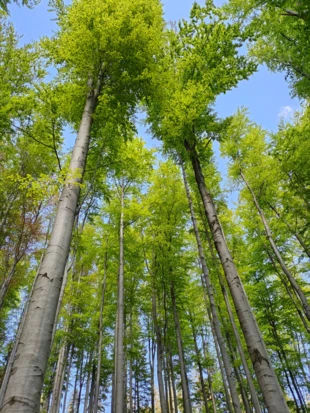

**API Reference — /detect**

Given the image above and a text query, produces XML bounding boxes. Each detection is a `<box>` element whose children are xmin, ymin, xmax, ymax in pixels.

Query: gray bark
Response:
<box><xmin>0</xmin><ymin>73</ymin><xmax>104</xmax><ymax>413</ymax></box>
<box><xmin>181</xmin><ymin>160</ymin><xmax>241</xmax><ymax>413</ymax></box>
<box><xmin>171</xmin><ymin>284</ymin><xmax>192</xmax><ymax>413</ymax></box>
<box><xmin>0</xmin><ymin>258</ymin><xmax>41</xmax><ymax>407</ymax></box>
<box><xmin>152</xmin><ymin>290</ymin><xmax>167</xmax><ymax>413</ymax></box>
<box><xmin>201</xmin><ymin>215</ymin><xmax>263</xmax><ymax>413</ymax></box>
<box><xmin>185</xmin><ymin>142</ymin><xmax>289</xmax><ymax>413</ymax></box>
<box><xmin>49</xmin><ymin>334</ymin><xmax>70</xmax><ymax>413</ymax></box>
<box><xmin>268</xmin><ymin>203</ymin><xmax>310</xmax><ymax>259</ymax></box>
<box><xmin>189</xmin><ymin>316</ymin><xmax>210</xmax><ymax>413</ymax></box>
<box><xmin>93</xmin><ymin>250</ymin><xmax>108</xmax><ymax>413</ymax></box>
<box><xmin>83</xmin><ymin>351</ymin><xmax>93</xmax><ymax>413</ymax></box>
<box><xmin>168</xmin><ymin>351</ymin><xmax>178</xmax><ymax>413</ymax></box>
<box><xmin>0</xmin><ymin>257</ymin><xmax>21</xmax><ymax>309</ymax></box>
<box><xmin>201</xmin><ymin>335</ymin><xmax>218</xmax><ymax>413</ymax></box>
<box><xmin>240</xmin><ymin>170</ymin><xmax>310</xmax><ymax>322</ymax></box>
<box><xmin>114</xmin><ymin>179</ymin><xmax>125</xmax><ymax>413</ymax></box>
<box><xmin>266</xmin><ymin>249</ymin><xmax>310</xmax><ymax>333</ymax></box>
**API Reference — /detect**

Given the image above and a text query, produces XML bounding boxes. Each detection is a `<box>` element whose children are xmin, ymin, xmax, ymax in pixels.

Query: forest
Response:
<box><xmin>0</xmin><ymin>0</ymin><xmax>309</xmax><ymax>412</ymax></box>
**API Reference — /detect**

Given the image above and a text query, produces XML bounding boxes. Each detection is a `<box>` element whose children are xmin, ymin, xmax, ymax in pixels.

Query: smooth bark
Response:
<box><xmin>49</xmin><ymin>337</ymin><xmax>70</xmax><ymax>413</ymax></box>
<box><xmin>185</xmin><ymin>142</ymin><xmax>289</xmax><ymax>413</ymax></box>
<box><xmin>201</xmin><ymin>214</ymin><xmax>263</xmax><ymax>413</ymax></box>
<box><xmin>181</xmin><ymin>160</ymin><xmax>241</xmax><ymax>413</ymax></box>
<box><xmin>189</xmin><ymin>316</ymin><xmax>210</xmax><ymax>413</ymax></box>
<box><xmin>0</xmin><ymin>73</ymin><xmax>104</xmax><ymax>413</ymax></box>
<box><xmin>152</xmin><ymin>290</ymin><xmax>167</xmax><ymax>413</ymax></box>
<box><xmin>268</xmin><ymin>203</ymin><xmax>310</xmax><ymax>259</ymax></box>
<box><xmin>171</xmin><ymin>284</ymin><xmax>192</xmax><ymax>413</ymax></box>
<box><xmin>168</xmin><ymin>351</ymin><xmax>178</xmax><ymax>413</ymax></box>
<box><xmin>93</xmin><ymin>250</ymin><xmax>108</xmax><ymax>413</ymax></box>
<box><xmin>240</xmin><ymin>170</ymin><xmax>310</xmax><ymax>321</ymax></box>
<box><xmin>114</xmin><ymin>179</ymin><xmax>125</xmax><ymax>413</ymax></box>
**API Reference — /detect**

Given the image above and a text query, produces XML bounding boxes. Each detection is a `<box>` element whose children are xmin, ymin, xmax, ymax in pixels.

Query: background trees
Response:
<box><xmin>0</xmin><ymin>0</ymin><xmax>309</xmax><ymax>412</ymax></box>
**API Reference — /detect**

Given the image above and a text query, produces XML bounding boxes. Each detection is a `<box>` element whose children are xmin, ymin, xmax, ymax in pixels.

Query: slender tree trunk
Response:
<box><xmin>171</xmin><ymin>284</ymin><xmax>192</xmax><ymax>413</ymax></box>
<box><xmin>148</xmin><ymin>332</ymin><xmax>155</xmax><ymax>413</ymax></box>
<box><xmin>240</xmin><ymin>170</ymin><xmax>310</xmax><ymax>321</ymax></box>
<box><xmin>221</xmin><ymin>283</ymin><xmax>262</xmax><ymax>413</ymax></box>
<box><xmin>152</xmin><ymin>289</ymin><xmax>167</xmax><ymax>413</ymax></box>
<box><xmin>0</xmin><ymin>255</ymin><xmax>23</xmax><ymax>309</ymax></box>
<box><xmin>189</xmin><ymin>316</ymin><xmax>210</xmax><ymax>413</ymax></box>
<box><xmin>0</xmin><ymin>190</ymin><xmax>18</xmax><ymax>238</ymax></box>
<box><xmin>166</xmin><ymin>354</ymin><xmax>174</xmax><ymax>413</ymax></box>
<box><xmin>77</xmin><ymin>352</ymin><xmax>85</xmax><ymax>413</ymax></box>
<box><xmin>93</xmin><ymin>250</ymin><xmax>108</xmax><ymax>413</ymax></box>
<box><xmin>207</xmin><ymin>308</ymin><xmax>234</xmax><ymax>413</ymax></box>
<box><xmin>115</xmin><ymin>179</ymin><xmax>125</xmax><ymax>413</ymax></box>
<box><xmin>50</xmin><ymin>338</ymin><xmax>70</xmax><ymax>413</ymax></box>
<box><xmin>299</xmin><ymin>333</ymin><xmax>310</xmax><ymax>377</ymax></box>
<box><xmin>62</xmin><ymin>346</ymin><xmax>74</xmax><ymax>413</ymax></box>
<box><xmin>129</xmin><ymin>307</ymin><xmax>133</xmax><ymax>413</ymax></box>
<box><xmin>163</xmin><ymin>352</ymin><xmax>170</xmax><ymax>413</ymax></box>
<box><xmin>184</xmin><ymin>142</ymin><xmax>289</xmax><ymax>413</ymax></box>
<box><xmin>83</xmin><ymin>351</ymin><xmax>93</xmax><ymax>413</ymax></box>
<box><xmin>88</xmin><ymin>359</ymin><xmax>97</xmax><ymax>413</ymax></box>
<box><xmin>268</xmin><ymin>203</ymin><xmax>310</xmax><ymax>259</ymax></box>
<box><xmin>51</xmin><ymin>261</ymin><xmax>70</xmax><ymax>348</ymax></box>
<box><xmin>181</xmin><ymin>160</ymin><xmax>241</xmax><ymax>413</ymax></box>
<box><xmin>201</xmin><ymin>336</ymin><xmax>218</xmax><ymax>413</ymax></box>
<box><xmin>201</xmin><ymin>211</ymin><xmax>263</xmax><ymax>413</ymax></box>
<box><xmin>224</xmin><ymin>330</ymin><xmax>251</xmax><ymax>413</ymax></box>
<box><xmin>266</xmin><ymin>249</ymin><xmax>310</xmax><ymax>333</ymax></box>
<box><xmin>0</xmin><ymin>74</ymin><xmax>104</xmax><ymax>413</ymax></box>
<box><xmin>168</xmin><ymin>351</ymin><xmax>178</xmax><ymax>413</ymax></box>
<box><xmin>270</xmin><ymin>321</ymin><xmax>306</xmax><ymax>413</ymax></box>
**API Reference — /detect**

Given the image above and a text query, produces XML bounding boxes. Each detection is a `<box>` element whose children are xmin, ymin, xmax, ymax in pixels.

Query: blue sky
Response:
<box><xmin>8</xmin><ymin>0</ymin><xmax>300</xmax><ymax>203</ymax></box>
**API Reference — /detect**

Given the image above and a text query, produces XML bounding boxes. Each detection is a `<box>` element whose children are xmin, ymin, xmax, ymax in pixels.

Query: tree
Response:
<box><xmin>0</xmin><ymin>1</ymin><xmax>164</xmax><ymax>411</ymax></box>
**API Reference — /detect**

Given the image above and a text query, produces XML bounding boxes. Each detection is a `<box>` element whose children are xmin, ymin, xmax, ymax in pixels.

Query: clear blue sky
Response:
<box><xmin>8</xmin><ymin>0</ymin><xmax>300</xmax><ymax>203</ymax></box>
<box><xmin>8</xmin><ymin>0</ymin><xmax>299</xmax><ymax>131</ymax></box>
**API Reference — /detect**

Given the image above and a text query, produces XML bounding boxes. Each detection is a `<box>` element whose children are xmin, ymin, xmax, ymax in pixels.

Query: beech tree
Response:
<box><xmin>1</xmin><ymin>1</ymin><xmax>309</xmax><ymax>412</ymax></box>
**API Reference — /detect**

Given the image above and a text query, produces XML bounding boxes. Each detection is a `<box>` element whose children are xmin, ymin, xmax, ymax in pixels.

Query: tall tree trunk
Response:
<box><xmin>51</xmin><ymin>261</ymin><xmax>70</xmax><ymax>347</ymax></box>
<box><xmin>62</xmin><ymin>346</ymin><xmax>74</xmax><ymax>413</ymax></box>
<box><xmin>184</xmin><ymin>142</ymin><xmax>289</xmax><ymax>413</ymax></box>
<box><xmin>115</xmin><ymin>178</ymin><xmax>125</xmax><ymax>413</ymax></box>
<box><xmin>189</xmin><ymin>315</ymin><xmax>210</xmax><ymax>413</ymax></box>
<box><xmin>0</xmin><ymin>256</ymin><xmax>22</xmax><ymax>309</ymax></box>
<box><xmin>168</xmin><ymin>350</ymin><xmax>178</xmax><ymax>413</ymax></box>
<box><xmin>267</xmin><ymin>203</ymin><xmax>310</xmax><ymax>259</ymax></box>
<box><xmin>220</xmin><ymin>282</ymin><xmax>262</xmax><ymax>413</ymax></box>
<box><xmin>207</xmin><ymin>308</ymin><xmax>234</xmax><ymax>413</ymax></box>
<box><xmin>0</xmin><ymin>73</ymin><xmax>104</xmax><ymax>413</ymax></box>
<box><xmin>87</xmin><ymin>358</ymin><xmax>97</xmax><ymax>413</ymax></box>
<box><xmin>270</xmin><ymin>320</ymin><xmax>306</xmax><ymax>413</ymax></box>
<box><xmin>0</xmin><ymin>258</ymin><xmax>41</xmax><ymax>407</ymax></box>
<box><xmin>152</xmin><ymin>290</ymin><xmax>167</xmax><ymax>413</ymax></box>
<box><xmin>77</xmin><ymin>352</ymin><xmax>85</xmax><ymax>413</ymax></box>
<box><xmin>93</xmin><ymin>250</ymin><xmax>108</xmax><ymax>413</ymax></box>
<box><xmin>201</xmin><ymin>210</ymin><xmax>263</xmax><ymax>413</ymax></box>
<box><xmin>201</xmin><ymin>335</ymin><xmax>218</xmax><ymax>413</ymax></box>
<box><xmin>163</xmin><ymin>352</ymin><xmax>170</xmax><ymax>413</ymax></box>
<box><xmin>181</xmin><ymin>160</ymin><xmax>241</xmax><ymax>413</ymax></box>
<box><xmin>166</xmin><ymin>354</ymin><xmax>174</xmax><ymax>413</ymax></box>
<box><xmin>148</xmin><ymin>330</ymin><xmax>155</xmax><ymax>413</ymax></box>
<box><xmin>50</xmin><ymin>338</ymin><xmax>70</xmax><ymax>413</ymax></box>
<box><xmin>83</xmin><ymin>351</ymin><xmax>93</xmax><ymax>413</ymax></box>
<box><xmin>266</xmin><ymin>249</ymin><xmax>310</xmax><ymax>333</ymax></box>
<box><xmin>129</xmin><ymin>308</ymin><xmax>133</xmax><ymax>413</ymax></box>
<box><xmin>170</xmin><ymin>284</ymin><xmax>192</xmax><ymax>413</ymax></box>
<box><xmin>240</xmin><ymin>170</ymin><xmax>310</xmax><ymax>321</ymax></box>
<box><xmin>224</xmin><ymin>329</ymin><xmax>251</xmax><ymax>413</ymax></box>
